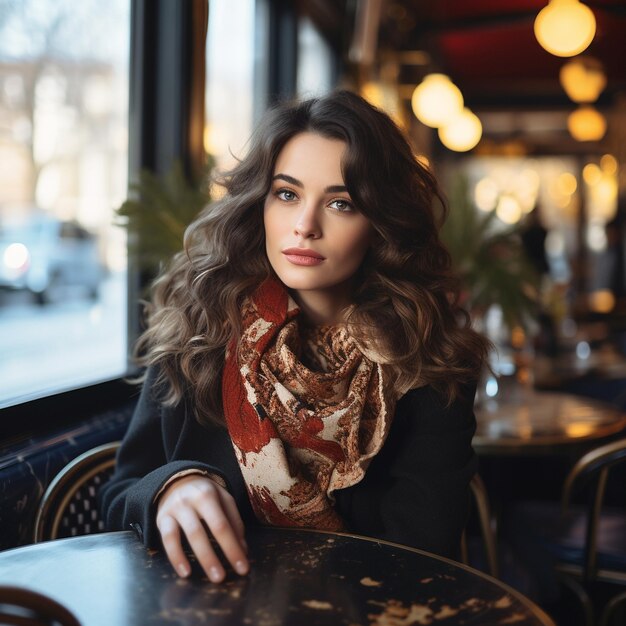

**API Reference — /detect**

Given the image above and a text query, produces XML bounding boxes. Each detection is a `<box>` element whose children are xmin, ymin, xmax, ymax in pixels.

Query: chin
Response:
<box><xmin>276</xmin><ymin>275</ymin><xmax>328</xmax><ymax>291</ymax></box>
<box><xmin>269</xmin><ymin>257</ymin><xmax>358</xmax><ymax>293</ymax></box>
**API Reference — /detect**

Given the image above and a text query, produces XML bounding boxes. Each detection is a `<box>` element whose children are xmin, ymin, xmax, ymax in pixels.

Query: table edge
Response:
<box><xmin>268</xmin><ymin>527</ymin><xmax>556</xmax><ymax>626</ymax></box>
<box><xmin>2</xmin><ymin>529</ymin><xmax>556</xmax><ymax>626</ymax></box>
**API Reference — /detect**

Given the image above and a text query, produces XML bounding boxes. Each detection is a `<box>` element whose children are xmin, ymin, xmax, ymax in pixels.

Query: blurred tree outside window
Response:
<box><xmin>0</xmin><ymin>0</ymin><xmax>130</xmax><ymax>407</ymax></box>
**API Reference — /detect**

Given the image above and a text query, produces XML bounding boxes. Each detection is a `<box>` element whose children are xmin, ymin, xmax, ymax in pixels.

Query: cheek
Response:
<box><xmin>345</xmin><ymin>224</ymin><xmax>373</xmax><ymax>260</ymax></box>
<box><xmin>262</xmin><ymin>204</ymin><xmax>271</xmax><ymax>237</ymax></box>
<box><xmin>263</xmin><ymin>205</ymin><xmax>279</xmax><ymax>248</ymax></box>
<box><xmin>264</xmin><ymin>203</ymin><xmax>290</xmax><ymax>238</ymax></box>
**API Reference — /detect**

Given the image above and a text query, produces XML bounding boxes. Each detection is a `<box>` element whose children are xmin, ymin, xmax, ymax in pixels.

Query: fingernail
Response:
<box><xmin>177</xmin><ymin>563</ymin><xmax>190</xmax><ymax>578</ymax></box>
<box><xmin>235</xmin><ymin>560</ymin><xmax>248</xmax><ymax>575</ymax></box>
<box><xmin>210</xmin><ymin>566</ymin><xmax>223</xmax><ymax>582</ymax></box>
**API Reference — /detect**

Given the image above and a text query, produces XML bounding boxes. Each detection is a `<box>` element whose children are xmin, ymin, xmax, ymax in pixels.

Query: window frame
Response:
<box><xmin>254</xmin><ymin>0</ymin><xmax>345</xmax><ymax>113</ymax></box>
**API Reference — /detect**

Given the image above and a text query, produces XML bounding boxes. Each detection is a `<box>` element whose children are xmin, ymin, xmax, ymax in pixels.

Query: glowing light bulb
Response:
<box><xmin>496</xmin><ymin>195</ymin><xmax>523</xmax><ymax>224</ymax></box>
<box><xmin>559</xmin><ymin>56</ymin><xmax>606</xmax><ymax>102</ymax></box>
<box><xmin>583</xmin><ymin>163</ymin><xmax>602</xmax><ymax>185</ymax></box>
<box><xmin>600</xmin><ymin>154</ymin><xmax>617</xmax><ymax>175</ymax></box>
<box><xmin>534</xmin><ymin>0</ymin><xmax>596</xmax><ymax>57</ymax></box>
<box><xmin>411</xmin><ymin>74</ymin><xmax>463</xmax><ymax>128</ymax></box>
<box><xmin>567</xmin><ymin>105</ymin><xmax>606</xmax><ymax>141</ymax></box>
<box><xmin>438</xmin><ymin>108</ymin><xmax>482</xmax><ymax>152</ymax></box>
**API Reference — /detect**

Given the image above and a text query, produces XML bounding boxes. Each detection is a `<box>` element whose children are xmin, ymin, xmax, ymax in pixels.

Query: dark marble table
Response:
<box><xmin>0</xmin><ymin>528</ymin><xmax>554</xmax><ymax>625</ymax></box>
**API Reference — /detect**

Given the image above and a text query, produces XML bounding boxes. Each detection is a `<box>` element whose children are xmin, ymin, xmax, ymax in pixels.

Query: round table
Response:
<box><xmin>474</xmin><ymin>389</ymin><xmax>626</xmax><ymax>455</ymax></box>
<box><xmin>0</xmin><ymin>528</ymin><xmax>554</xmax><ymax>625</ymax></box>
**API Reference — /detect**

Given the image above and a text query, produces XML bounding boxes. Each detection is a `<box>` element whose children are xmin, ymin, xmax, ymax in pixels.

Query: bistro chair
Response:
<box><xmin>511</xmin><ymin>437</ymin><xmax>626</xmax><ymax>626</ymax></box>
<box><xmin>0</xmin><ymin>585</ymin><xmax>81</xmax><ymax>626</ymax></box>
<box><xmin>461</xmin><ymin>473</ymin><xmax>499</xmax><ymax>578</ymax></box>
<box><xmin>33</xmin><ymin>441</ymin><xmax>121</xmax><ymax>543</ymax></box>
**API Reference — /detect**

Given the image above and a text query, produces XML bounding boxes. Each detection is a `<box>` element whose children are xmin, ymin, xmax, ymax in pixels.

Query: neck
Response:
<box><xmin>290</xmin><ymin>286</ymin><xmax>352</xmax><ymax>326</ymax></box>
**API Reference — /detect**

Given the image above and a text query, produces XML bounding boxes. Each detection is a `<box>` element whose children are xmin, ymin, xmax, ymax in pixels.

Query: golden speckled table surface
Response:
<box><xmin>0</xmin><ymin>528</ymin><xmax>554</xmax><ymax>625</ymax></box>
<box><xmin>474</xmin><ymin>388</ymin><xmax>626</xmax><ymax>455</ymax></box>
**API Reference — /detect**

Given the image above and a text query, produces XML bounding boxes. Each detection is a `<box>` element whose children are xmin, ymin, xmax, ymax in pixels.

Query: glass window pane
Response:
<box><xmin>297</xmin><ymin>16</ymin><xmax>333</xmax><ymax>98</ymax></box>
<box><xmin>0</xmin><ymin>0</ymin><xmax>130</xmax><ymax>406</ymax></box>
<box><xmin>205</xmin><ymin>0</ymin><xmax>255</xmax><ymax>172</ymax></box>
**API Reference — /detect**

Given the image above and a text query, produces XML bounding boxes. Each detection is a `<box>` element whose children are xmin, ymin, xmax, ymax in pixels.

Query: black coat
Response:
<box><xmin>98</xmin><ymin>367</ymin><xmax>478</xmax><ymax>559</ymax></box>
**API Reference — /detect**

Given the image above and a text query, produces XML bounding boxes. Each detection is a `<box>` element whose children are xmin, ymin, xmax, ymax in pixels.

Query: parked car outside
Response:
<box><xmin>0</xmin><ymin>214</ymin><xmax>104</xmax><ymax>305</ymax></box>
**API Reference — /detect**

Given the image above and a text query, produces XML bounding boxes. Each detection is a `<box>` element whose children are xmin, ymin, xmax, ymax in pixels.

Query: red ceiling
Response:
<box><xmin>386</xmin><ymin>0</ymin><xmax>626</xmax><ymax>106</ymax></box>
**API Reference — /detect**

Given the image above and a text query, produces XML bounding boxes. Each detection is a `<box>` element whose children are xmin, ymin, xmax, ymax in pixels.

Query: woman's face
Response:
<box><xmin>264</xmin><ymin>132</ymin><xmax>373</xmax><ymax>314</ymax></box>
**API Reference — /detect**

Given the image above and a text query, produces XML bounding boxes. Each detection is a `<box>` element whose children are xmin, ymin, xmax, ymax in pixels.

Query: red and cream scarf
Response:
<box><xmin>222</xmin><ymin>277</ymin><xmax>397</xmax><ymax>531</ymax></box>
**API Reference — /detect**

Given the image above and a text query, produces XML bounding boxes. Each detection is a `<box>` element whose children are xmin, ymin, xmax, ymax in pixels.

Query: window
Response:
<box><xmin>0</xmin><ymin>0</ymin><xmax>130</xmax><ymax>407</ymax></box>
<box><xmin>297</xmin><ymin>16</ymin><xmax>333</xmax><ymax>98</ymax></box>
<box><xmin>204</xmin><ymin>0</ymin><xmax>255</xmax><ymax>172</ymax></box>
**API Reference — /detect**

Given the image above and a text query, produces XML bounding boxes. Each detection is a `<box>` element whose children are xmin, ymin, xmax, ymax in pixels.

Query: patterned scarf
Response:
<box><xmin>222</xmin><ymin>277</ymin><xmax>397</xmax><ymax>530</ymax></box>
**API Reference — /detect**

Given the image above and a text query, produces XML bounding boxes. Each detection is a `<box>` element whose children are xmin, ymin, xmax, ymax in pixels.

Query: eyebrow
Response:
<box><xmin>272</xmin><ymin>173</ymin><xmax>348</xmax><ymax>194</ymax></box>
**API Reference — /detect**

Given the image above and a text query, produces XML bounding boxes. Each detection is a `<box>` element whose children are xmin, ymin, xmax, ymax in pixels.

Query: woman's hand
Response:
<box><xmin>156</xmin><ymin>475</ymin><xmax>249</xmax><ymax>583</ymax></box>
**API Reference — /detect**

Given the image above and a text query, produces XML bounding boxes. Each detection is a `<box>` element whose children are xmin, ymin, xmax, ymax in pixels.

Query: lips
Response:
<box><xmin>281</xmin><ymin>247</ymin><xmax>325</xmax><ymax>266</ymax></box>
<box><xmin>281</xmin><ymin>247</ymin><xmax>325</xmax><ymax>259</ymax></box>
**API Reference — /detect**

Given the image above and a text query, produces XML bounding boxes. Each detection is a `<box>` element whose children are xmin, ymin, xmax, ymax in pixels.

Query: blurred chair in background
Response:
<box><xmin>507</xmin><ymin>437</ymin><xmax>626</xmax><ymax>626</ymax></box>
<box><xmin>0</xmin><ymin>585</ymin><xmax>81</xmax><ymax>626</ymax></box>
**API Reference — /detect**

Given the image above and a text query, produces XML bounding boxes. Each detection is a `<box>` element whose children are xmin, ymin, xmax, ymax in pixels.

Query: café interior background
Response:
<box><xmin>1</xmin><ymin>0</ymin><xmax>625</xmax><ymax>408</ymax></box>
<box><xmin>1</xmin><ymin>3</ymin><xmax>626</xmax><ymax>624</ymax></box>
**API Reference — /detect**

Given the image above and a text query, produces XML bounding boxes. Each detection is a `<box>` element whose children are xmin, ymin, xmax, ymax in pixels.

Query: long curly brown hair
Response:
<box><xmin>135</xmin><ymin>89</ymin><xmax>490</xmax><ymax>427</ymax></box>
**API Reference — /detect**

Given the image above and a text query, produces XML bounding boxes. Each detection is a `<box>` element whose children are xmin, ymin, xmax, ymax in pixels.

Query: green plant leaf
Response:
<box><xmin>115</xmin><ymin>160</ymin><xmax>212</xmax><ymax>274</ymax></box>
<box><xmin>441</xmin><ymin>174</ymin><xmax>540</xmax><ymax>330</ymax></box>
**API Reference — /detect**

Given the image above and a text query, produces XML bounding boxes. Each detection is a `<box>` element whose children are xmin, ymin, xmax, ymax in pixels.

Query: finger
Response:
<box><xmin>176</xmin><ymin>507</ymin><xmax>226</xmax><ymax>583</ymax></box>
<box><xmin>197</xmin><ymin>497</ymin><xmax>249</xmax><ymax>576</ymax></box>
<box><xmin>157</xmin><ymin>513</ymin><xmax>191</xmax><ymax>579</ymax></box>
<box><xmin>218</xmin><ymin>490</ymin><xmax>247</xmax><ymax>552</ymax></box>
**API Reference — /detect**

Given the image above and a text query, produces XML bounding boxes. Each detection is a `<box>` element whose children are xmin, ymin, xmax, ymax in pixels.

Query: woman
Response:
<box><xmin>99</xmin><ymin>89</ymin><xmax>489</xmax><ymax>584</ymax></box>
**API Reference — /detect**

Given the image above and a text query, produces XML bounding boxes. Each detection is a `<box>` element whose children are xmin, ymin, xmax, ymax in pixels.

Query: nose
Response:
<box><xmin>294</xmin><ymin>203</ymin><xmax>321</xmax><ymax>239</ymax></box>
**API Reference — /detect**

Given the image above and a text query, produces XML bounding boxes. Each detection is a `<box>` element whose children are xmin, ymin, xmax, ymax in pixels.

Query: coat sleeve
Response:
<box><xmin>97</xmin><ymin>367</ymin><xmax>233</xmax><ymax>548</ymax></box>
<box><xmin>334</xmin><ymin>383</ymin><xmax>478</xmax><ymax>559</ymax></box>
